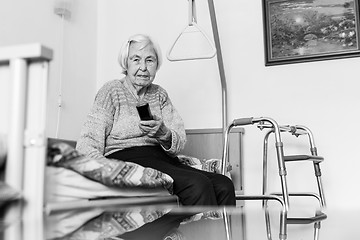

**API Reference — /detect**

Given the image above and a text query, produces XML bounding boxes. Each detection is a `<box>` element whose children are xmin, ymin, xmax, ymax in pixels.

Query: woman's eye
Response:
<box><xmin>146</xmin><ymin>58</ymin><xmax>156</xmax><ymax>64</ymax></box>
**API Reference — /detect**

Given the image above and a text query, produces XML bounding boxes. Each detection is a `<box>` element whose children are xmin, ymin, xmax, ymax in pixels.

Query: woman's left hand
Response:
<box><xmin>139</xmin><ymin>115</ymin><xmax>170</xmax><ymax>140</ymax></box>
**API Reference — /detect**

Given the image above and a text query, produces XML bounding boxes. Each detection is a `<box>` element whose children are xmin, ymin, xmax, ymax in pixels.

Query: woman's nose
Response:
<box><xmin>139</xmin><ymin>60</ymin><xmax>147</xmax><ymax>71</ymax></box>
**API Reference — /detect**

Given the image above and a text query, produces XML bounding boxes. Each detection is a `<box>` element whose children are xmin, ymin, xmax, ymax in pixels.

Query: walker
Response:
<box><xmin>221</xmin><ymin>117</ymin><xmax>327</xmax><ymax>240</ymax></box>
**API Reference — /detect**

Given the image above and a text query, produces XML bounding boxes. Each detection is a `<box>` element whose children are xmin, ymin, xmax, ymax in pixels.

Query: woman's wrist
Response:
<box><xmin>157</xmin><ymin>129</ymin><xmax>172</xmax><ymax>149</ymax></box>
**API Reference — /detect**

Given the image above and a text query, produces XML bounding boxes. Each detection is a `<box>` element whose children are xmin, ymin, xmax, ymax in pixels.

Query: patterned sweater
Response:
<box><xmin>76</xmin><ymin>79</ymin><xmax>186</xmax><ymax>160</ymax></box>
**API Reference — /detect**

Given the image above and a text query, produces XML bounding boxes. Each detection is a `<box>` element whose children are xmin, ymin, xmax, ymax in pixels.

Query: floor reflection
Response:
<box><xmin>45</xmin><ymin>206</ymin><xmax>234</xmax><ymax>240</ymax></box>
<box><xmin>2</xmin><ymin>201</ymin><xmax>359</xmax><ymax>240</ymax></box>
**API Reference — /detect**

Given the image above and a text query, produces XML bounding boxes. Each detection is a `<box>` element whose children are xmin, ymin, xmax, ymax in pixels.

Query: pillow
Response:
<box><xmin>47</xmin><ymin>143</ymin><xmax>174</xmax><ymax>193</ymax></box>
<box><xmin>177</xmin><ymin>155</ymin><xmax>232</xmax><ymax>178</ymax></box>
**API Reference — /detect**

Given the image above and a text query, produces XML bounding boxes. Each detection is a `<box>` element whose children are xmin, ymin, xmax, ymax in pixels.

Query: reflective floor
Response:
<box><xmin>0</xmin><ymin>200</ymin><xmax>359</xmax><ymax>240</ymax></box>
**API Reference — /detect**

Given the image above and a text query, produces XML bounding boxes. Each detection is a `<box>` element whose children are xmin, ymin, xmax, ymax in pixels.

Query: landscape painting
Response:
<box><xmin>262</xmin><ymin>0</ymin><xmax>360</xmax><ymax>65</ymax></box>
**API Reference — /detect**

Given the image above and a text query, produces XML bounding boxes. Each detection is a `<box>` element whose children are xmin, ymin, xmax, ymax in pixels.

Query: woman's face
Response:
<box><xmin>126</xmin><ymin>42</ymin><xmax>158</xmax><ymax>91</ymax></box>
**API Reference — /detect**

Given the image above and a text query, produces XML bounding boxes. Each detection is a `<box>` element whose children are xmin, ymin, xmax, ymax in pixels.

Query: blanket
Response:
<box><xmin>47</xmin><ymin>143</ymin><xmax>174</xmax><ymax>193</ymax></box>
<box><xmin>47</xmin><ymin>142</ymin><xmax>232</xmax><ymax>195</ymax></box>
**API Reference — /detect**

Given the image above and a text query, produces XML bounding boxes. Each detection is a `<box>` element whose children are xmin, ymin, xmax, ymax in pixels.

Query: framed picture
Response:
<box><xmin>262</xmin><ymin>0</ymin><xmax>360</xmax><ymax>66</ymax></box>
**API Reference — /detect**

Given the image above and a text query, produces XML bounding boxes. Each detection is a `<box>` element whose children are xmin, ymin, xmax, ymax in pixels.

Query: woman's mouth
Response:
<box><xmin>137</xmin><ymin>74</ymin><xmax>149</xmax><ymax>79</ymax></box>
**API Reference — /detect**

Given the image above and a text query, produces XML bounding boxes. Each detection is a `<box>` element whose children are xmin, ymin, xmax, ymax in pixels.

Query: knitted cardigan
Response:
<box><xmin>76</xmin><ymin>78</ymin><xmax>186</xmax><ymax>160</ymax></box>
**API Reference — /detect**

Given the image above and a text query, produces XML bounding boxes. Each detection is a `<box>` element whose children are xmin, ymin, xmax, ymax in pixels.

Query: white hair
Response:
<box><xmin>118</xmin><ymin>34</ymin><xmax>162</xmax><ymax>75</ymax></box>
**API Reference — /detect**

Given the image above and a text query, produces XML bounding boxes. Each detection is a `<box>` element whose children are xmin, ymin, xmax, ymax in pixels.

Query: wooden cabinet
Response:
<box><xmin>181</xmin><ymin>128</ymin><xmax>244</xmax><ymax>193</ymax></box>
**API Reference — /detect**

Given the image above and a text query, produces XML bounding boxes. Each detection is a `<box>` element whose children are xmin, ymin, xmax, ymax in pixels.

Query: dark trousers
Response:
<box><xmin>107</xmin><ymin>146</ymin><xmax>236</xmax><ymax>206</ymax></box>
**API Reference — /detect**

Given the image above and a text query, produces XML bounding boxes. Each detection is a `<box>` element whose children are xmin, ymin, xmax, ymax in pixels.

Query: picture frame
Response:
<box><xmin>262</xmin><ymin>0</ymin><xmax>360</xmax><ymax>66</ymax></box>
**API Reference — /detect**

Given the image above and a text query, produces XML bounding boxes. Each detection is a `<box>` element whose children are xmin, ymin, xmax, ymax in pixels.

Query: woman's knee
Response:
<box><xmin>213</xmin><ymin>175</ymin><xmax>236</xmax><ymax>205</ymax></box>
<box><xmin>213</xmin><ymin>174</ymin><xmax>235</xmax><ymax>191</ymax></box>
<box><xmin>174</xmin><ymin>174</ymin><xmax>217</xmax><ymax>205</ymax></box>
<box><xmin>212</xmin><ymin>175</ymin><xmax>235</xmax><ymax>201</ymax></box>
<box><xmin>224</xmin><ymin>176</ymin><xmax>235</xmax><ymax>192</ymax></box>
<box><xmin>176</xmin><ymin>174</ymin><xmax>213</xmax><ymax>194</ymax></box>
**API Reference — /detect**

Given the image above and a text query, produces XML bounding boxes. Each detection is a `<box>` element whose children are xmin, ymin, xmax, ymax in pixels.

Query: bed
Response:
<box><xmin>44</xmin><ymin>129</ymin><xmax>242</xmax><ymax>211</ymax></box>
<box><xmin>0</xmin><ymin>43</ymin><xmax>243</xmax><ymax>214</ymax></box>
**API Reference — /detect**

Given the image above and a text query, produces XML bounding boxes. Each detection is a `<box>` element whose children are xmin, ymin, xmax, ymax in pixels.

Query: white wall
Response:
<box><xmin>56</xmin><ymin>0</ymin><xmax>98</xmax><ymax>140</ymax></box>
<box><xmin>97</xmin><ymin>0</ymin><xmax>360</xmax><ymax>210</ymax></box>
<box><xmin>216</xmin><ymin>1</ymin><xmax>360</xmax><ymax>211</ymax></box>
<box><xmin>0</xmin><ymin>0</ymin><xmax>97</xmax><ymax>141</ymax></box>
<box><xmin>97</xmin><ymin>0</ymin><xmax>223</xmax><ymax>129</ymax></box>
<box><xmin>0</xmin><ymin>0</ymin><xmax>58</xmax><ymax>135</ymax></box>
<box><xmin>1</xmin><ymin>0</ymin><xmax>358</xmax><ymax>211</ymax></box>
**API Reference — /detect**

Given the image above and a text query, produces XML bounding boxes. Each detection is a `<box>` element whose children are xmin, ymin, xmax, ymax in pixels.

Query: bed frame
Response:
<box><xmin>1</xmin><ymin>43</ymin><xmax>52</xmax><ymax>240</ymax></box>
<box><xmin>1</xmin><ymin>43</ymin><xmax>52</xmax><ymax>215</ymax></box>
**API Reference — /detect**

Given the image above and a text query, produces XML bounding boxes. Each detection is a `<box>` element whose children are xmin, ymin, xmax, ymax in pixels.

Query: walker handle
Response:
<box><xmin>232</xmin><ymin>117</ymin><xmax>254</xmax><ymax>126</ymax></box>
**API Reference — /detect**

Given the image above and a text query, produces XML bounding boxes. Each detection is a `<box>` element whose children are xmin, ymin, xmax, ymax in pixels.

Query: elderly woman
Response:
<box><xmin>76</xmin><ymin>34</ymin><xmax>235</xmax><ymax>206</ymax></box>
